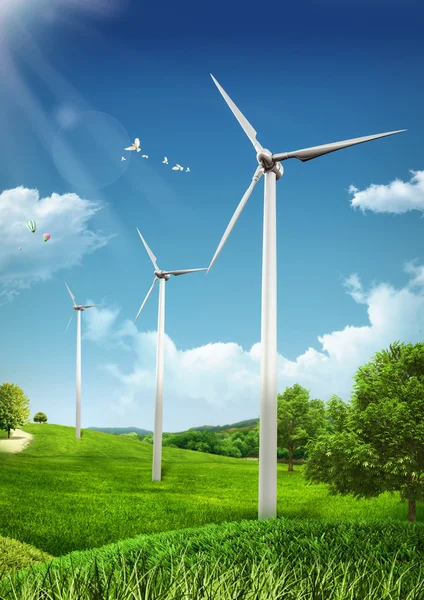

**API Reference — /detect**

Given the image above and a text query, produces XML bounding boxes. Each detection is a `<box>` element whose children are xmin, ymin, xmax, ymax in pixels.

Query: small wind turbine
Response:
<box><xmin>207</xmin><ymin>73</ymin><xmax>406</xmax><ymax>521</ymax></box>
<box><xmin>64</xmin><ymin>282</ymin><xmax>101</xmax><ymax>439</ymax></box>
<box><xmin>134</xmin><ymin>228</ymin><xmax>207</xmax><ymax>481</ymax></box>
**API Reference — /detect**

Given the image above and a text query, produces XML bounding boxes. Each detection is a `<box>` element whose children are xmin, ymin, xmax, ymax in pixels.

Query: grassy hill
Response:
<box><xmin>0</xmin><ymin>423</ymin><xmax>420</xmax><ymax>558</ymax></box>
<box><xmin>0</xmin><ymin>423</ymin><xmax>423</xmax><ymax>598</ymax></box>
<box><xmin>88</xmin><ymin>418</ymin><xmax>259</xmax><ymax>437</ymax></box>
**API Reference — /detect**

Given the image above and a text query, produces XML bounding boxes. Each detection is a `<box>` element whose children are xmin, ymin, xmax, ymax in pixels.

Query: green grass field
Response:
<box><xmin>0</xmin><ymin>423</ymin><xmax>420</xmax><ymax>557</ymax></box>
<box><xmin>0</xmin><ymin>423</ymin><xmax>422</xmax><ymax>599</ymax></box>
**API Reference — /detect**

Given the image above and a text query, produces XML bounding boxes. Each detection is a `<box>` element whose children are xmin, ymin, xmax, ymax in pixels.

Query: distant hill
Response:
<box><xmin>87</xmin><ymin>427</ymin><xmax>152</xmax><ymax>436</ymax></box>
<box><xmin>175</xmin><ymin>418</ymin><xmax>259</xmax><ymax>434</ymax></box>
<box><xmin>88</xmin><ymin>419</ymin><xmax>259</xmax><ymax>437</ymax></box>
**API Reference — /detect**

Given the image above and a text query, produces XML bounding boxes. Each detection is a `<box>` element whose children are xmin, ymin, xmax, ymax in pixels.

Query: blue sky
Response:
<box><xmin>0</xmin><ymin>0</ymin><xmax>423</xmax><ymax>432</ymax></box>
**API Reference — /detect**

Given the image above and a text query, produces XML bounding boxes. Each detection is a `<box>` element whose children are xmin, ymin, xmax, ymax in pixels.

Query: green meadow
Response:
<box><xmin>0</xmin><ymin>423</ymin><xmax>423</xmax><ymax>599</ymax></box>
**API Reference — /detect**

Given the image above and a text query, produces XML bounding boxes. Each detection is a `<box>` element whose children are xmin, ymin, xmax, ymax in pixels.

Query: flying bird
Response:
<box><xmin>186</xmin><ymin>167</ymin><xmax>190</xmax><ymax>172</ymax></box>
<box><xmin>162</xmin><ymin>157</ymin><xmax>168</xmax><ymax>164</ymax></box>
<box><xmin>125</xmin><ymin>138</ymin><xmax>141</xmax><ymax>152</ymax></box>
<box><xmin>172</xmin><ymin>164</ymin><xmax>184</xmax><ymax>171</ymax></box>
<box><xmin>141</xmin><ymin>154</ymin><xmax>148</xmax><ymax>158</ymax></box>
<box><xmin>121</xmin><ymin>157</ymin><xmax>126</xmax><ymax>161</ymax></box>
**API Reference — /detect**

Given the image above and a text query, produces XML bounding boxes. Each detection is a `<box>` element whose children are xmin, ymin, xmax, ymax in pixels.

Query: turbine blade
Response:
<box><xmin>207</xmin><ymin>165</ymin><xmax>264</xmax><ymax>274</ymax></box>
<box><xmin>65</xmin><ymin>282</ymin><xmax>76</xmax><ymax>306</ymax></box>
<box><xmin>272</xmin><ymin>129</ymin><xmax>407</xmax><ymax>163</ymax></box>
<box><xmin>165</xmin><ymin>268</ymin><xmax>208</xmax><ymax>276</ymax></box>
<box><xmin>134</xmin><ymin>277</ymin><xmax>158</xmax><ymax>324</ymax></box>
<box><xmin>136</xmin><ymin>228</ymin><xmax>159</xmax><ymax>270</ymax></box>
<box><xmin>210</xmin><ymin>74</ymin><xmax>263</xmax><ymax>153</ymax></box>
<box><xmin>65</xmin><ymin>312</ymin><xmax>75</xmax><ymax>333</ymax></box>
<box><xmin>81</xmin><ymin>304</ymin><xmax>101</xmax><ymax>309</ymax></box>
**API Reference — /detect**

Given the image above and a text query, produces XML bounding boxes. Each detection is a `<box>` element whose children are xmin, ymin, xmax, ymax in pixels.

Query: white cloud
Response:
<box><xmin>83</xmin><ymin>303</ymin><xmax>120</xmax><ymax>342</ymax></box>
<box><xmin>343</xmin><ymin>273</ymin><xmax>367</xmax><ymax>304</ymax></box>
<box><xmin>405</xmin><ymin>260</ymin><xmax>424</xmax><ymax>289</ymax></box>
<box><xmin>349</xmin><ymin>170</ymin><xmax>424</xmax><ymax>214</ymax></box>
<box><xmin>0</xmin><ymin>186</ymin><xmax>111</xmax><ymax>303</ymax></box>
<box><xmin>90</xmin><ymin>263</ymin><xmax>424</xmax><ymax>427</ymax></box>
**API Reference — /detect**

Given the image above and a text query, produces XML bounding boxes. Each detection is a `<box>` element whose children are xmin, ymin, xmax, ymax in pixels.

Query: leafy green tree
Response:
<box><xmin>277</xmin><ymin>384</ymin><xmax>326</xmax><ymax>471</ymax></box>
<box><xmin>0</xmin><ymin>383</ymin><xmax>30</xmax><ymax>438</ymax></box>
<box><xmin>215</xmin><ymin>436</ymin><xmax>242</xmax><ymax>457</ymax></box>
<box><xmin>303</xmin><ymin>341</ymin><xmax>424</xmax><ymax>523</ymax></box>
<box><xmin>324</xmin><ymin>395</ymin><xmax>351</xmax><ymax>434</ymax></box>
<box><xmin>244</xmin><ymin>428</ymin><xmax>259</xmax><ymax>457</ymax></box>
<box><xmin>232</xmin><ymin>437</ymin><xmax>248</xmax><ymax>456</ymax></box>
<box><xmin>33</xmin><ymin>412</ymin><xmax>48</xmax><ymax>424</ymax></box>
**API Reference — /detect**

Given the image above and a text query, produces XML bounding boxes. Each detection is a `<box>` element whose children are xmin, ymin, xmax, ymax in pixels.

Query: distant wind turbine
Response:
<box><xmin>134</xmin><ymin>228</ymin><xmax>207</xmax><ymax>481</ymax></box>
<box><xmin>207</xmin><ymin>73</ymin><xmax>406</xmax><ymax>521</ymax></box>
<box><xmin>64</xmin><ymin>282</ymin><xmax>101</xmax><ymax>439</ymax></box>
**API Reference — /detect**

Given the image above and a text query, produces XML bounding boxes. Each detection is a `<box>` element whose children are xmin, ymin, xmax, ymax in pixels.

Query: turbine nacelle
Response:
<box><xmin>64</xmin><ymin>283</ymin><xmax>100</xmax><ymax>332</ymax></box>
<box><xmin>256</xmin><ymin>149</ymin><xmax>273</xmax><ymax>169</ymax></box>
<box><xmin>256</xmin><ymin>149</ymin><xmax>284</xmax><ymax>180</ymax></box>
<box><xmin>154</xmin><ymin>270</ymin><xmax>171</xmax><ymax>280</ymax></box>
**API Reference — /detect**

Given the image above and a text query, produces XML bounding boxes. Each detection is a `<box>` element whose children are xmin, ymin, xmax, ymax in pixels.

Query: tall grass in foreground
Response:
<box><xmin>1</xmin><ymin>519</ymin><xmax>424</xmax><ymax>599</ymax></box>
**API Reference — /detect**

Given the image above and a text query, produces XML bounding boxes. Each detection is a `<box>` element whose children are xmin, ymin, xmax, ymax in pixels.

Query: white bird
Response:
<box><xmin>142</xmin><ymin>154</ymin><xmax>148</xmax><ymax>159</ymax></box>
<box><xmin>172</xmin><ymin>164</ymin><xmax>184</xmax><ymax>171</ymax></box>
<box><xmin>186</xmin><ymin>167</ymin><xmax>190</xmax><ymax>172</ymax></box>
<box><xmin>125</xmin><ymin>138</ymin><xmax>141</xmax><ymax>152</ymax></box>
<box><xmin>162</xmin><ymin>157</ymin><xmax>168</xmax><ymax>164</ymax></box>
<box><xmin>121</xmin><ymin>157</ymin><xmax>126</xmax><ymax>161</ymax></box>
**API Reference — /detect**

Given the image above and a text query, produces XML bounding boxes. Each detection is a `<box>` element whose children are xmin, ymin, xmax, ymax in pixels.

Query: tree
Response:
<box><xmin>324</xmin><ymin>395</ymin><xmax>351</xmax><ymax>434</ymax></box>
<box><xmin>303</xmin><ymin>341</ymin><xmax>424</xmax><ymax>523</ymax></box>
<box><xmin>0</xmin><ymin>383</ymin><xmax>31</xmax><ymax>438</ymax></box>
<box><xmin>33</xmin><ymin>412</ymin><xmax>48</xmax><ymax>424</ymax></box>
<box><xmin>277</xmin><ymin>384</ymin><xmax>326</xmax><ymax>471</ymax></box>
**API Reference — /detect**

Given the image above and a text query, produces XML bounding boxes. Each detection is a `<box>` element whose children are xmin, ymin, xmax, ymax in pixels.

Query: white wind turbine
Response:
<box><xmin>207</xmin><ymin>73</ymin><xmax>406</xmax><ymax>521</ymax></box>
<box><xmin>134</xmin><ymin>228</ymin><xmax>207</xmax><ymax>481</ymax></box>
<box><xmin>64</xmin><ymin>282</ymin><xmax>101</xmax><ymax>439</ymax></box>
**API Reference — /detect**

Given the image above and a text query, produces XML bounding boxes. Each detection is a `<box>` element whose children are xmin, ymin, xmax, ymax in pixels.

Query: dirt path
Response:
<box><xmin>0</xmin><ymin>429</ymin><xmax>33</xmax><ymax>454</ymax></box>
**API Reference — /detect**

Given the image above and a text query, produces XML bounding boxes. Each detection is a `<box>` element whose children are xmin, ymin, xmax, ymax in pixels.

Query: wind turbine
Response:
<box><xmin>207</xmin><ymin>73</ymin><xmax>406</xmax><ymax>521</ymax></box>
<box><xmin>134</xmin><ymin>228</ymin><xmax>207</xmax><ymax>482</ymax></box>
<box><xmin>64</xmin><ymin>282</ymin><xmax>101</xmax><ymax>439</ymax></box>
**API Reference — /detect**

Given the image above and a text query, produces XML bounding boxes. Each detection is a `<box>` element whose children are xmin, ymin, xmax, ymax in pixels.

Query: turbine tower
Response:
<box><xmin>65</xmin><ymin>283</ymin><xmax>101</xmax><ymax>439</ymax></box>
<box><xmin>207</xmin><ymin>73</ymin><xmax>406</xmax><ymax>521</ymax></box>
<box><xmin>134</xmin><ymin>228</ymin><xmax>207</xmax><ymax>482</ymax></box>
